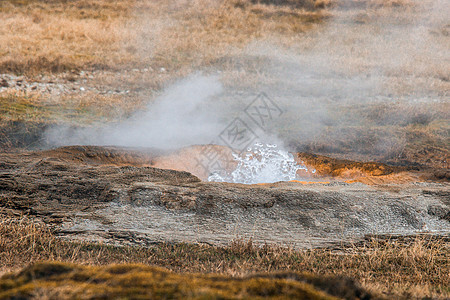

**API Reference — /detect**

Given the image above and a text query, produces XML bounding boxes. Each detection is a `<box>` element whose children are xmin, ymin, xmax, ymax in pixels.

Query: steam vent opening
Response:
<box><xmin>148</xmin><ymin>143</ymin><xmax>318</xmax><ymax>184</ymax></box>
<box><xmin>207</xmin><ymin>143</ymin><xmax>313</xmax><ymax>184</ymax></box>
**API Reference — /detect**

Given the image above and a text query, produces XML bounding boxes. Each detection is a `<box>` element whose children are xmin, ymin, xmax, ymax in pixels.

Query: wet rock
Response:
<box><xmin>389</xmin><ymin>203</ymin><xmax>424</xmax><ymax>229</ymax></box>
<box><xmin>0</xmin><ymin>78</ymin><xmax>8</xmax><ymax>87</ymax></box>
<box><xmin>428</xmin><ymin>205</ymin><xmax>450</xmax><ymax>221</ymax></box>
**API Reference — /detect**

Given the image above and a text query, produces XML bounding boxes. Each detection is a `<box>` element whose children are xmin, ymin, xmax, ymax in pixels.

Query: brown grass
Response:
<box><xmin>1</xmin><ymin>215</ymin><xmax>448</xmax><ymax>299</ymax></box>
<box><xmin>0</xmin><ymin>91</ymin><xmax>144</xmax><ymax>124</ymax></box>
<box><xmin>0</xmin><ymin>0</ymin><xmax>327</xmax><ymax>76</ymax></box>
<box><xmin>0</xmin><ymin>0</ymin><xmax>135</xmax><ymax>74</ymax></box>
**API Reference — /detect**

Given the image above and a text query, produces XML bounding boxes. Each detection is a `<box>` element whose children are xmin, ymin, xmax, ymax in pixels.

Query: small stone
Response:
<box><xmin>80</xmin><ymin>87</ymin><xmax>85</xmax><ymax>91</ymax></box>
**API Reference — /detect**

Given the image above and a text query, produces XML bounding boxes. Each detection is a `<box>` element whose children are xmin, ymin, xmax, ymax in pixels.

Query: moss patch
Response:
<box><xmin>0</xmin><ymin>261</ymin><xmax>371</xmax><ymax>299</ymax></box>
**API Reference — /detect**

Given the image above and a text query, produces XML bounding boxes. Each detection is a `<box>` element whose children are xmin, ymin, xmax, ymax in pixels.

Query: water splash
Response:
<box><xmin>208</xmin><ymin>143</ymin><xmax>309</xmax><ymax>184</ymax></box>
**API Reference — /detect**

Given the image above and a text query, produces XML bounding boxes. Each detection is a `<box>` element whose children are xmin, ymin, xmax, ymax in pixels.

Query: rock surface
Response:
<box><xmin>0</xmin><ymin>146</ymin><xmax>449</xmax><ymax>248</ymax></box>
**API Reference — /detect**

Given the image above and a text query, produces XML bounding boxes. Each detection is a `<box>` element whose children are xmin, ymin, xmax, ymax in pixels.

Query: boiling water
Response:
<box><xmin>208</xmin><ymin>143</ymin><xmax>310</xmax><ymax>184</ymax></box>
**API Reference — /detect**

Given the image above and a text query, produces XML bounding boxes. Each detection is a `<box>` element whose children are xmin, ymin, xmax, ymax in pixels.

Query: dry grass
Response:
<box><xmin>0</xmin><ymin>91</ymin><xmax>144</xmax><ymax>124</ymax></box>
<box><xmin>0</xmin><ymin>0</ymin><xmax>327</xmax><ymax>76</ymax></box>
<box><xmin>1</xmin><ymin>215</ymin><xmax>448</xmax><ymax>299</ymax></box>
<box><xmin>0</xmin><ymin>0</ymin><xmax>136</xmax><ymax>74</ymax></box>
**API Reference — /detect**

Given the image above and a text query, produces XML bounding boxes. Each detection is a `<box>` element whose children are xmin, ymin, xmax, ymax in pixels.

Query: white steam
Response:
<box><xmin>46</xmin><ymin>75</ymin><xmax>226</xmax><ymax>149</ymax></box>
<box><xmin>45</xmin><ymin>0</ymin><xmax>449</xmax><ymax>162</ymax></box>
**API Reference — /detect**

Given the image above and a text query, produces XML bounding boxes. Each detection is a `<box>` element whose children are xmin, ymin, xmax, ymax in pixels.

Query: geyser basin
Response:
<box><xmin>37</xmin><ymin>144</ymin><xmax>428</xmax><ymax>185</ymax></box>
<box><xmin>1</xmin><ymin>145</ymin><xmax>448</xmax><ymax>248</ymax></box>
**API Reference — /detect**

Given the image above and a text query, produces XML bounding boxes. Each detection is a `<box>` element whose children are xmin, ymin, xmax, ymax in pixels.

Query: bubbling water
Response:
<box><xmin>208</xmin><ymin>143</ymin><xmax>309</xmax><ymax>184</ymax></box>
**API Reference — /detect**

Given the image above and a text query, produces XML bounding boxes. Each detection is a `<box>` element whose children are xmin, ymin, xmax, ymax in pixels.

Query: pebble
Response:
<box><xmin>0</xmin><ymin>71</ymin><xmax>136</xmax><ymax>96</ymax></box>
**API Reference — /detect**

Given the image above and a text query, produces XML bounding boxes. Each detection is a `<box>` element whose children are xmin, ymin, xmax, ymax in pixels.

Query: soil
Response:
<box><xmin>1</xmin><ymin>145</ymin><xmax>448</xmax><ymax>248</ymax></box>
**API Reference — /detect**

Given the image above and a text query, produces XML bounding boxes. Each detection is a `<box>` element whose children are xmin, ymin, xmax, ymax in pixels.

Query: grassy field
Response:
<box><xmin>0</xmin><ymin>0</ymin><xmax>326</xmax><ymax>75</ymax></box>
<box><xmin>0</xmin><ymin>215</ymin><xmax>449</xmax><ymax>299</ymax></box>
